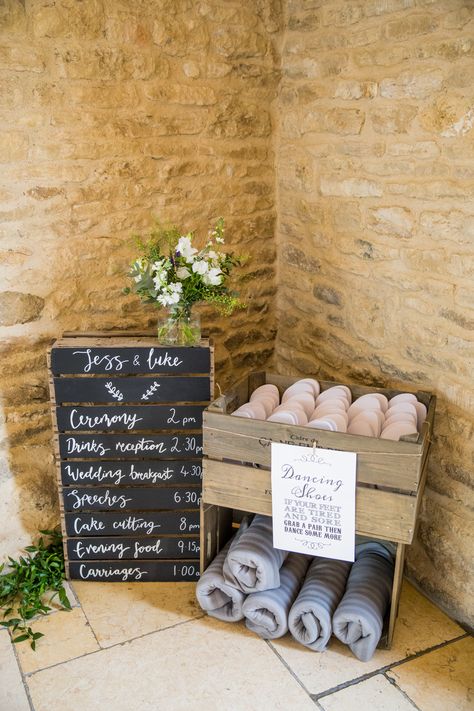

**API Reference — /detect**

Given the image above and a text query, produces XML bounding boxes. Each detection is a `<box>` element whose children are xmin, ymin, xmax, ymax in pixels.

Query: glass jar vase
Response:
<box><xmin>156</xmin><ymin>306</ymin><xmax>201</xmax><ymax>346</ymax></box>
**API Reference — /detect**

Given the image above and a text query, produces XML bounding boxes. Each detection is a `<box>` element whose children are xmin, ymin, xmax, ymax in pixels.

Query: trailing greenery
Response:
<box><xmin>0</xmin><ymin>528</ymin><xmax>71</xmax><ymax>650</ymax></box>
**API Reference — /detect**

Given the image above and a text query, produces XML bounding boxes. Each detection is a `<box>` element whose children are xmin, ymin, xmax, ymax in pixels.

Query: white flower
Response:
<box><xmin>153</xmin><ymin>274</ymin><xmax>164</xmax><ymax>290</ymax></box>
<box><xmin>176</xmin><ymin>266</ymin><xmax>191</xmax><ymax>279</ymax></box>
<box><xmin>207</xmin><ymin>250</ymin><xmax>218</xmax><ymax>260</ymax></box>
<box><xmin>169</xmin><ymin>282</ymin><xmax>183</xmax><ymax>294</ymax></box>
<box><xmin>192</xmin><ymin>260</ymin><xmax>209</xmax><ymax>276</ymax></box>
<box><xmin>167</xmin><ymin>290</ymin><xmax>181</xmax><ymax>304</ymax></box>
<box><xmin>176</xmin><ymin>235</ymin><xmax>198</xmax><ymax>263</ymax></box>
<box><xmin>203</xmin><ymin>267</ymin><xmax>223</xmax><ymax>286</ymax></box>
<box><xmin>215</xmin><ymin>236</ymin><xmax>225</xmax><ymax>244</ymax></box>
<box><xmin>157</xmin><ymin>293</ymin><xmax>171</xmax><ymax>307</ymax></box>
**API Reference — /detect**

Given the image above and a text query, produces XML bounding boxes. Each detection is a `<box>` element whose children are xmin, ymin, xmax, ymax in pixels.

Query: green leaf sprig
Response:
<box><xmin>0</xmin><ymin>528</ymin><xmax>71</xmax><ymax>650</ymax></box>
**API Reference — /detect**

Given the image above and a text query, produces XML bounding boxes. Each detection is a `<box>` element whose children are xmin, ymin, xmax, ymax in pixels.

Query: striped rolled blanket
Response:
<box><xmin>242</xmin><ymin>553</ymin><xmax>310</xmax><ymax>639</ymax></box>
<box><xmin>288</xmin><ymin>557</ymin><xmax>352</xmax><ymax>651</ymax></box>
<box><xmin>195</xmin><ymin>519</ymin><xmax>250</xmax><ymax>622</ymax></box>
<box><xmin>223</xmin><ymin>515</ymin><xmax>288</xmax><ymax>593</ymax></box>
<box><xmin>332</xmin><ymin>542</ymin><xmax>394</xmax><ymax>662</ymax></box>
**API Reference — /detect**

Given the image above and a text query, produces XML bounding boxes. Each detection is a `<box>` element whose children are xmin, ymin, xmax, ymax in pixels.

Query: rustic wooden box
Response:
<box><xmin>200</xmin><ymin>370</ymin><xmax>436</xmax><ymax>647</ymax></box>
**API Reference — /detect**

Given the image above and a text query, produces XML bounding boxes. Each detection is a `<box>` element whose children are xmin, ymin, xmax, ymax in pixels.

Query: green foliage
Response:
<box><xmin>123</xmin><ymin>217</ymin><xmax>247</xmax><ymax>318</ymax></box>
<box><xmin>0</xmin><ymin>528</ymin><xmax>71</xmax><ymax>650</ymax></box>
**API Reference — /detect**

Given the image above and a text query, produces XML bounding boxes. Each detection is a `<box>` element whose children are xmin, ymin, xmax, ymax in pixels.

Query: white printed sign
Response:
<box><xmin>271</xmin><ymin>443</ymin><xmax>357</xmax><ymax>562</ymax></box>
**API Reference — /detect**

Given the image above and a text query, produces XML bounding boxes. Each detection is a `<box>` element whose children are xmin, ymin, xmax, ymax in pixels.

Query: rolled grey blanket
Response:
<box><xmin>223</xmin><ymin>515</ymin><xmax>288</xmax><ymax>593</ymax></box>
<box><xmin>332</xmin><ymin>542</ymin><xmax>394</xmax><ymax>662</ymax></box>
<box><xmin>242</xmin><ymin>553</ymin><xmax>310</xmax><ymax>639</ymax></box>
<box><xmin>288</xmin><ymin>557</ymin><xmax>352</xmax><ymax>651</ymax></box>
<box><xmin>195</xmin><ymin>520</ymin><xmax>250</xmax><ymax>622</ymax></box>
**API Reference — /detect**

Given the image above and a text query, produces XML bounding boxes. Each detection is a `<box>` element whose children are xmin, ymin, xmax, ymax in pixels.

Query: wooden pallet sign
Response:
<box><xmin>48</xmin><ymin>333</ymin><xmax>213</xmax><ymax>583</ymax></box>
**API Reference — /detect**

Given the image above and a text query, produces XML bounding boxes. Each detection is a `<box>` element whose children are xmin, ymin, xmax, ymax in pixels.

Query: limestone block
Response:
<box><xmin>385</xmin><ymin>12</ymin><xmax>439</xmax><ymax>40</ymax></box>
<box><xmin>143</xmin><ymin>82</ymin><xmax>216</xmax><ymax>106</ymax></box>
<box><xmin>419</xmin><ymin>210</ymin><xmax>474</xmax><ymax>244</ymax></box>
<box><xmin>320</xmin><ymin>177</ymin><xmax>382</xmax><ymax>198</ymax></box>
<box><xmin>321</xmin><ymin>4</ymin><xmax>364</xmax><ymax>27</ymax></box>
<box><xmin>414</xmin><ymin>37</ymin><xmax>474</xmax><ymax>62</ymax></box>
<box><xmin>287</xmin><ymin>10</ymin><xmax>321</xmax><ymax>32</ymax></box>
<box><xmin>281</xmin><ymin>244</ymin><xmax>321</xmax><ymax>273</ymax></box>
<box><xmin>387</xmin><ymin>141</ymin><xmax>440</xmax><ymax>158</ymax></box>
<box><xmin>313</xmin><ymin>285</ymin><xmax>342</xmax><ymax>306</ymax></box>
<box><xmin>353</xmin><ymin>44</ymin><xmax>412</xmax><ymax>67</ymax></box>
<box><xmin>182</xmin><ymin>61</ymin><xmax>200</xmax><ymax>78</ymax></box>
<box><xmin>364</xmin><ymin>0</ymin><xmax>416</xmax><ymax>17</ymax></box>
<box><xmin>208</xmin><ymin>99</ymin><xmax>271</xmax><ymax>138</ymax></box>
<box><xmin>367</xmin><ymin>206</ymin><xmax>414</xmax><ymax>238</ymax></box>
<box><xmin>152</xmin><ymin>16</ymin><xmax>209</xmax><ymax>57</ymax></box>
<box><xmin>211</xmin><ymin>27</ymin><xmax>267</xmax><ymax>59</ymax></box>
<box><xmin>31</xmin><ymin>0</ymin><xmax>105</xmax><ymax>39</ymax></box>
<box><xmin>370</xmin><ymin>105</ymin><xmax>418</xmax><ymax>134</ymax></box>
<box><xmin>0</xmin><ymin>292</ymin><xmax>44</xmax><ymax>327</ymax></box>
<box><xmin>380</xmin><ymin>70</ymin><xmax>444</xmax><ymax>99</ymax></box>
<box><xmin>0</xmin><ymin>45</ymin><xmax>45</xmax><ymax>73</ymax></box>
<box><xmin>334</xmin><ymin>80</ymin><xmax>377</xmax><ymax>100</ymax></box>
<box><xmin>301</xmin><ymin>107</ymin><xmax>365</xmax><ymax>135</ymax></box>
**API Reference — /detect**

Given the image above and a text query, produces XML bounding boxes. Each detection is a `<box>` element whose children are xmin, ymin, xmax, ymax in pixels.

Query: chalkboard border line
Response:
<box><xmin>60</xmin><ymin>506</ymin><xmax>201</xmax><ymax>513</ymax></box>
<box><xmin>60</xmin><ymin>483</ymin><xmax>202</xmax><ymax>490</ymax></box>
<box><xmin>68</xmin><ymin>557</ymin><xmax>200</xmax><ymax>561</ymax></box>
<box><xmin>55</xmin><ymin>428</ymin><xmax>204</xmax><ymax>434</ymax></box>
<box><xmin>57</xmin><ymin>457</ymin><xmax>204</xmax><ymax>463</ymax></box>
<box><xmin>66</xmin><ymin>534</ymin><xmax>201</xmax><ymax>540</ymax></box>
<box><xmin>51</xmin><ymin>370</ymin><xmax>209</xmax><ymax>380</ymax></box>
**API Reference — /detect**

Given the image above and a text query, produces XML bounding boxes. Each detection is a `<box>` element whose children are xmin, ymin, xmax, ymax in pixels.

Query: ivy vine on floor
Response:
<box><xmin>0</xmin><ymin>528</ymin><xmax>71</xmax><ymax>650</ymax></box>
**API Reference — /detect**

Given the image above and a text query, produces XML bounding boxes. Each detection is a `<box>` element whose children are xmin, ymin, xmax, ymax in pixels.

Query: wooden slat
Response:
<box><xmin>51</xmin><ymin>344</ymin><xmax>211</xmax><ymax>375</ymax></box>
<box><xmin>202</xmin><ymin>460</ymin><xmax>417</xmax><ymax>544</ymax></box>
<box><xmin>68</xmin><ymin>559</ymin><xmax>200</xmax><ymax>582</ymax></box>
<box><xmin>387</xmin><ymin>543</ymin><xmax>406</xmax><ymax>648</ymax></box>
<box><xmin>203</xmin><ymin>415</ymin><xmax>423</xmax><ymax>492</ymax></box>
<box><xmin>65</xmin><ymin>510</ymin><xmax>200</xmax><ymax>537</ymax></box>
<box><xmin>67</xmin><ymin>536</ymin><xmax>200</xmax><ymax>561</ymax></box>
<box><xmin>58</xmin><ymin>433</ymin><xmax>203</xmax><ymax>459</ymax></box>
<box><xmin>56</xmin><ymin>405</ymin><xmax>205</xmax><ymax>432</ymax></box>
<box><xmin>54</xmin><ymin>376</ymin><xmax>211</xmax><ymax>404</ymax></box>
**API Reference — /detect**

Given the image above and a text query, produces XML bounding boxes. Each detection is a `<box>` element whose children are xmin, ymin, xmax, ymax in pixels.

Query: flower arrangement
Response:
<box><xmin>124</xmin><ymin>217</ymin><xmax>245</xmax><ymax>344</ymax></box>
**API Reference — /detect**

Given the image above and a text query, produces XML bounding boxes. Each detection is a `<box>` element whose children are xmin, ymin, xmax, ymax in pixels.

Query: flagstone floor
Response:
<box><xmin>1</xmin><ymin>579</ymin><xmax>472</xmax><ymax>711</ymax></box>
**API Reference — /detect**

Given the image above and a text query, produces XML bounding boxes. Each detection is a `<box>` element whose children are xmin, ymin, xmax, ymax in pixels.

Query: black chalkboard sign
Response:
<box><xmin>58</xmin><ymin>433</ymin><xmax>203</xmax><ymax>459</ymax></box>
<box><xmin>51</xmin><ymin>346</ymin><xmax>210</xmax><ymax>375</ymax></box>
<box><xmin>49</xmin><ymin>335</ymin><xmax>213</xmax><ymax>582</ymax></box>
<box><xmin>56</xmin><ymin>405</ymin><xmax>205</xmax><ymax>432</ymax></box>
<box><xmin>61</xmin><ymin>460</ymin><xmax>202</xmax><ymax>486</ymax></box>
<box><xmin>68</xmin><ymin>560</ymin><xmax>200</xmax><ymax>582</ymax></box>
<box><xmin>53</xmin><ymin>376</ymin><xmax>210</xmax><ymax>404</ymax></box>
<box><xmin>67</xmin><ymin>536</ymin><xmax>200</xmax><ymax>561</ymax></box>
<box><xmin>62</xmin><ymin>486</ymin><xmax>202</xmax><ymax>512</ymax></box>
<box><xmin>65</xmin><ymin>510</ymin><xmax>200</xmax><ymax>537</ymax></box>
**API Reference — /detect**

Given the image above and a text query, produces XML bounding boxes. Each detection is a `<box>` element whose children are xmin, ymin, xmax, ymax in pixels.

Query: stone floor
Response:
<box><xmin>1</xmin><ymin>579</ymin><xmax>472</xmax><ymax>711</ymax></box>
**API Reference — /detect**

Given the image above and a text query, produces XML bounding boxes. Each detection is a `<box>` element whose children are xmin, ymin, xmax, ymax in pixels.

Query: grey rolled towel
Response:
<box><xmin>223</xmin><ymin>514</ymin><xmax>288</xmax><ymax>593</ymax></box>
<box><xmin>242</xmin><ymin>553</ymin><xmax>310</xmax><ymax>639</ymax></box>
<box><xmin>288</xmin><ymin>557</ymin><xmax>352</xmax><ymax>651</ymax></box>
<box><xmin>195</xmin><ymin>520</ymin><xmax>250</xmax><ymax>622</ymax></box>
<box><xmin>332</xmin><ymin>542</ymin><xmax>394</xmax><ymax>662</ymax></box>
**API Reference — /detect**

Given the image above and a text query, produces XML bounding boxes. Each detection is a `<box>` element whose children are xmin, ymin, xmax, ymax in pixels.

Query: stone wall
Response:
<box><xmin>0</xmin><ymin>0</ymin><xmax>281</xmax><ymax>556</ymax></box>
<box><xmin>276</xmin><ymin>0</ymin><xmax>474</xmax><ymax>626</ymax></box>
<box><xmin>1</xmin><ymin>0</ymin><xmax>473</xmax><ymax>627</ymax></box>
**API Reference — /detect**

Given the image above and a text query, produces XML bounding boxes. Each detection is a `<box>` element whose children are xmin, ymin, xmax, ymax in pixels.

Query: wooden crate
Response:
<box><xmin>48</xmin><ymin>331</ymin><xmax>213</xmax><ymax>583</ymax></box>
<box><xmin>200</xmin><ymin>370</ymin><xmax>436</xmax><ymax>647</ymax></box>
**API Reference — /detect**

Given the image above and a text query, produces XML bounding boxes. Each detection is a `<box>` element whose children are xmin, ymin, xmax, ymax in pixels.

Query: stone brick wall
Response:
<box><xmin>0</xmin><ymin>0</ymin><xmax>281</xmax><ymax>555</ymax></box>
<box><xmin>1</xmin><ymin>0</ymin><xmax>473</xmax><ymax>627</ymax></box>
<box><xmin>276</xmin><ymin>0</ymin><xmax>474</xmax><ymax>625</ymax></box>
